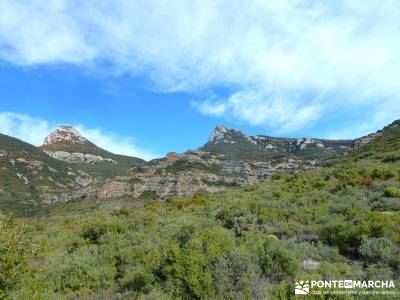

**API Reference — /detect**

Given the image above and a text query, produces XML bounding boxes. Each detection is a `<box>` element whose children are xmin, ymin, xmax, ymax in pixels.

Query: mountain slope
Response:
<box><xmin>6</xmin><ymin>126</ymin><xmax>400</xmax><ymax>298</ymax></box>
<box><xmin>2</xmin><ymin>120</ymin><xmax>400</xmax><ymax>216</ymax></box>
<box><xmin>350</xmin><ymin>119</ymin><xmax>400</xmax><ymax>161</ymax></box>
<box><xmin>0</xmin><ymin>126</ymin><xmax>145</xmax><ymax>216</ymax></box>
<box><xmin>0</xmin><ymin>133</ymin><xmax>93</xmax><ymax>215</ymax></box>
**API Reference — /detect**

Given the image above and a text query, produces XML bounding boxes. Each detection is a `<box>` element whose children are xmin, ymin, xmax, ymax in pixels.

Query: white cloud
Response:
<box><xmin>193</xmin><ymin>91</ymin><xmax>323</xmax><ymax>133</ymax></box>
<box><xmin>0</xmin><ymin>112</ymin><xmax>50</xmax><ymax>145</ymax></box>
<box><xmin>191</xmin><ymin>99</ymin><xmax>227</xmax><ymax>117</ymax></box>
<box><xmin>326</xmin><ymin>99</ymin><xmax>400</xmax><ymax>140</ymax></box>
<box><xmin>74</xmin><ymin>125</ymin><xmax>159</xmax><ymax>161</ymax></box>
<box><xmin>0</xmin><ymin>112</ymin><xmax>159</xmax><ymax>160</ymax></box>
<box><xmin>0</xmin><ymin>1</ymin><xmax>400</xmax><ymax>133</ymax></box>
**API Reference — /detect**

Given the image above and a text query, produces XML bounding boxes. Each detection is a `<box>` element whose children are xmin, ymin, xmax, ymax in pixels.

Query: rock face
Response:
<box><xmin>44</xmin><ymin>126</ymin><xmax>88</xmax><ymax>145</ymax></box>
<box><xmin>2</xmin><ymin>120</ymin><xmax>398</xmax><ymax>214</ymax></box>
<box><xmin>99</xmin><ymin>177</ymin><xmax>132</xmax><ymax>199</ymax></box>
<box><xmin>209</xmin><ymin>125</ymin><xmax>250</xmax><ymax>144</ymax></box>
<box><xmin>98</xmin><ymin>150</ymin><xmax>317</xmax><ymax>199</ymax></box>
<box><xmin>91</xmin><ymin>125</ymin><xmax>357</xmax><ymax>200</ymax></box>
<box><xmin>44</xmin><ymin>150</ymin><xmax>116</xmax><ymax>164</ymax></box>
<box><xmin>99</xmin><ymin>125</ymin><xmax>354</xmax><ymax>200</ymax></box>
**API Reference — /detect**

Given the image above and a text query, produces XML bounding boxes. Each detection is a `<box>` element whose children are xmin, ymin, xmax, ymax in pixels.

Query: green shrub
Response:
<box><xmin>111</xmin><ymin>207</ymin><xmax>131</xmax><ymax>217</ymax></box>
<box><xmin>216</xmin><ymin>207</ymin><xmax>256</xmax><ymax>236</ymax></box>
<box><xmin>212</xmin><ymin>250</ymin><xmax>260</xmax><ymax>299</ymax></box>
<box><xmin>383</xmin><ymin>187</ymin><xmax>400</xmax><ymax>198</ymax></box>
<box><xmin>321</xmin><ymin>222</ymin><xmax>366</xmax><ymax>257</ymax></box>
<box><xmin>258</xmin><ymin>240</ymin><xmax>298</xmax><ymax>281</ymax></box>
<box><xmin>0</xmin><ymin>216</ymin><xmax>42</xmax><ymax>298</ymax></box>
<box><xmin>365</xmin><ymin>212</ymin><xmax>400</xmax><ymax>242</ymax></box>
<box><xmin>381</xmin><ymin>151</ymin><xmax>400</xmax><ymax>162</ymax></box>
<box><xmin>46</xmin><ymin>246</ymin><xmax>117</xmax><ymax>294</ymax></box>
<box><xmin>81</xmin><ymin>224</ymin><xmax>108</xmax><ymax>244</ymax></box>
<box><xmin>359</xmin><ymin>237</ymin><xmax>393</xmax><ymax>264</ymax></box>
<box><xmin>4</xmin><ymin>143</ymin><xmax>400</xmax><ymax>298</ymax></box>
<box><xmin>159</xmin><ymin>227</ymin><xmax>237</xmax><ymax>299</ymax></box>
<box><xmin>174</xmin><ymin>224</ymin><xmax>196</xmax><ymax>247</ymax></box>
<box><xmin>121</xmin><ymin>270</ymin><xmax>156</xmax><ymax>293</ymax></box>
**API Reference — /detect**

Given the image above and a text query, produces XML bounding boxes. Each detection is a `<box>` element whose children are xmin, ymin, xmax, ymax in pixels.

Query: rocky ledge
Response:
<box><xmin>98</xmin><ymin>151</ymin><xmax>317</xmax><ymax>199</ymax></box>
<box><xmin>44</xmin><ymin>150</ymin><xmax>116</xmax><ymax>164</ymax></box>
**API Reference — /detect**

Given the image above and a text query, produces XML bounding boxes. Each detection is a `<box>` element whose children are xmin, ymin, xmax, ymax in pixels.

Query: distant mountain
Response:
<box><xmin>0</xmin><ymin>126</ymin><xmax>144</xmax><ymax>216</ymax></box>
<box><xmin>97</xmin><ymin>125</ymin><xmax>355</xmax><ymax>200</ymax></box>
<box><xmin>202</xmin><ymin>125</ymin><xmax>354</xmax><ymax>160</ymax></box>
<box><xmin>1</xmin><ymin>120</ymin><xmax>399</xmax><ymax>216</ymax></box>
<box><xmin>0</xmin><ymin>133</ymin><xmax>94</xmax><ymax>215</ymax></box>
<box><xmin>40</xmin><ymin>126</ymin><xmax>144</xmax><ymax>167</ymax></box>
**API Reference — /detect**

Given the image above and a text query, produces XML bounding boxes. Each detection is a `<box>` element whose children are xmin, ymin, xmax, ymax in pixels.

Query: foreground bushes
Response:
<box><xmin>0</xmin><ymin>215</ymin><xmax>42</xmax><ymax>298</ymax></box>
<box><xmin>2</xmin><ymin>158</ymin><xmax>400</xmax><ymax>298</ymax></box>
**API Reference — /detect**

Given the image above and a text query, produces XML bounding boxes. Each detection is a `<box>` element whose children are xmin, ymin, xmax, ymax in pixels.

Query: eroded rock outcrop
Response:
<box><xmin>98</xmin><ymin>151</ymin><xmax>317</xmax><ymax>199</ymax></box>
<box><xmin>43</xmin><ymin>126</ymin><xmax>87</xmax><ymax>145</ymax></box>
<box><xmin>40</xmin><ymin>126</ymin><xmax>117</xmax><ymax>164</ymax></box>
<box><xmin>44</xmin><ymin>150</ymin><xmax>116</xmax><ymax>164</ymax></box>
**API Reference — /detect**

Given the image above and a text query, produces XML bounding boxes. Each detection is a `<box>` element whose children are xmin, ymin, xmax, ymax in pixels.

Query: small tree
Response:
<box><xmin>0</xmin><ymin>214</ymin><xmax>41</xmax><ymax>298</ymax></box>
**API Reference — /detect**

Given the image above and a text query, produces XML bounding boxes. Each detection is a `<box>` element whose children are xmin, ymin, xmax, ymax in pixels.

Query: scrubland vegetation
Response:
<box><xmin>2</xmin><ymin>121</ymin><xmax>400</xmax><ymax>299</ymax></box>
<box><xmin>1</xmin><ymin>156</ymin><xmax>400</xmax><ymax>299</ymax></box>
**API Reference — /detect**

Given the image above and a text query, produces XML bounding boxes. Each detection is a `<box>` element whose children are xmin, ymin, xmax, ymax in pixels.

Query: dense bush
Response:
<box><xmin>46</xmin><ymin>246</ymin><xmax>118</xmax><ymax>293</ymax></box>
<box><xmin>258</xmin><ymin>239</ymin><xmax>299</xmax><ymax>281</ymax></box>
<box><xmin>383</xmin><ymin>187</ymin><xmax>400</xmax><ymax>198</ymax></box>
<box><xmin>2</xmin><ymin>155</ymin><xmax>400</xmax><ymax>298</ymax></box>
<box><xmin>0</xmin><ymin>215</ymin><xmax>42</xmax><ymax>298</ymax></box>
<box><xmin>359</xmin><ymin>237</ymin><xmax>394</xmax><ymax>264</ymax></box>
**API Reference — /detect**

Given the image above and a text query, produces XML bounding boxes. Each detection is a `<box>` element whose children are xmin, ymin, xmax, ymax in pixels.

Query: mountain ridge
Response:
<box><xmin>0</xmin><ymin>119</ymin><xmax>398</xmax><ymax>215</ymax></box>
<box><xmin>202</xmin><ymin>124</ymin><xmax>354</xmax><ymax>160</ymax></box>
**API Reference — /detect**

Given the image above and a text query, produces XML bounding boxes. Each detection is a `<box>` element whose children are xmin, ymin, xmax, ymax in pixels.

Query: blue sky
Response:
<box><xmin>0</xmin><ymin>1</ymin><xmax>400</xmax><ymax>160</ymax></box>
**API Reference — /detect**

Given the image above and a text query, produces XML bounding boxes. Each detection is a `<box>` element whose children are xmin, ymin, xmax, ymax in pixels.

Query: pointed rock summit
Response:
<box><xmin>43</xmin><ymin>126</ymin><xmax>91</xmax><ymax>146</ymax></box>
<box><xmin>40</xmin><ymin>126</ymin><xmax>117</xmax><ymax>164</ymax></box>
<box><xmin>208</xmin><ymin>125</ymin><xmax>249</xmax><ymax>144</ymax></box>
<box><xmin>39</xmin><ymin>125</ymin><xmax>144</xmax><ymax>166</ymax></box>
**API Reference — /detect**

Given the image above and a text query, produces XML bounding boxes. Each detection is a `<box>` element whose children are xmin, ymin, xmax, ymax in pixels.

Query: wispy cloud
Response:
<box><xmin>0</xmin><ymin>1</ymin><xmax>400</xmax><ymax>134</ymax></box>
<box><xmin>326</xmin><ymin>100</ymin><xmax>400</xmax><ymax>140</ymax></box>
<box><xmin>193</xmin><ymin>91</ymin><xmax>323</xmax><ymax>133</ymax></box>
<box><xmin>0</xmin><ymin>112</ymin><xmax>159</xmax><ymax>160</ymax></box>
<box><xmin>74</xmin><ymin>125</ymin><xmax>159</xmax><ymax>161</ymax></box>
<box><xmin>191</xmin><ymin>99</ymin><xmax>227</xmax><ymax>117</ymax></box>
<box><xmin>0</xmin><ymin>112</ymin><xmax>50</xmax><ymax>145</ymax></box>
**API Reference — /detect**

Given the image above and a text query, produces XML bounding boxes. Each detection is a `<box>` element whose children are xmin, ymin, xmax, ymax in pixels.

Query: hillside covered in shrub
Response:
<box><xmin>1</xmin><ymin>154</ymin><xmax>400</xmax><ymax>299</ymax></box>
<box><xmin>1</xmin><ymin>121</ymin><xmax>400</xmax><ymax>299</ymax></box>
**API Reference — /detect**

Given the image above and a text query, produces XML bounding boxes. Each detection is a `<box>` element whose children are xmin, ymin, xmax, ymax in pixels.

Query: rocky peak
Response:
<box><xmin>208</xmin><ymin>125</ymin><xmax>249</xmax><ymax>144</ymax></box>
<box><xmin>43</xmin><ymin>126</ymin><xmax>88</xmax><ymax>146</ymax></box>
<box><xmin>40</xmin><ymin>125</ymin><xmax>118</xmax><ymax>164</ymax></box>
